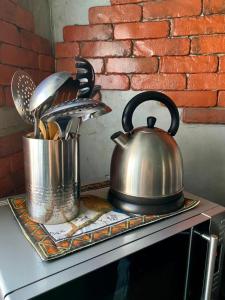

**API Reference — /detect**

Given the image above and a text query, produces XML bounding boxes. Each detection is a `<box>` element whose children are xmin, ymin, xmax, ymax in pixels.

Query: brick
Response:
<box><xmin>4</xmin><ymin>86</ymin><xmax>14</xmax><ymax>107</ymax></box>
<box><xmin>56</xmin><ymin>58</ymin><xmax>75</xmax><ymax>73</ymax></box>
<box><xmin>55</xmin><ymin>42</ymin><xmax>79</xmax><ymax>58</ymax></box>
<box><xmin>20</xmin><ymin>30</ymin><xmax>51</xmax><ymax>55</ymax></box>
<box><xmin>23</xmin><ymin>69</ymin><xmax>42</xmax><ymax>85</ymax></box>
<box><xmin>203</xmin><ymin>0</ymin><xmax>225</xmax><ymax>14</ymax></box>
<box><xmin>114</xmin><ymin>21</ymin><xmax>169</xmax><ymax>40</ymax></box>
<box><xmin>20</xmin><ymin>30</ymin><xmax>40</xmax><ymax>51</ymax></box>
<box><xmin>164</xmin><ymin>91</ymin><xmax>217</xmax><ymax>107</ymax></box>
<box><xmin>183</xmin><ymin>108</ymin><xmax>225</xmax><ymax>124</ymax></box>
<box><xmin>143</xmin><ymin>0</ymin><xmax>201</xmax><ymax>19</ymax></box>
<box><xmin>0</xmin><ymin>0</ymin><xmax>16</xmax><ymax>24</ymax></box>
<box><xmin>106</xmin><ymin>57</ymin><xmax>158</xmax><ymax>73</ymax></box>
<box><xmin>16</xmin><ymin>6</ymin><xmax>34</xmax><ymax>32</ymax></box>
<box><xmin>38</xmin><ymin>55</ymin><xmax>54</xmax><ymax>72</ymax></box>
<box><xmin>188</xmin><ymin>74</ymin><xmax>225</xmax><ymax>90</ymax></box>
<box><xmin>0</xmin><ymin>20</ymin><xmax>20</xmax><ymax>46</ymax></box>
<box><xmin>218</xmin><ymin>91</ymin><xmax>225</xmax><ymax>106</ymax></box>
<box><xmin>11</xmin><ymin>168</ymin><xmax>25</xmax><ymax>190</ymax></box>
<box><xmin>0</xmin><ymin>174</ymin><xmax>14</xmax><ymax>198</ymax></box>
<box><xmin>63</xmin><ymin>24</ymin><xmax>112</xmax><ymax>42</ymax></box>
<box><xmin>0</xmin><ymin>131</ymin><xmax>24</xmax><ymax>158</ymax></box>
<box><xmin>111</xmin><ymin>0</ymin><xmax>146</xmax><ymax>4</ymax></box>
<box><xmin>1</xmin><ymin>44</ymin><xmax>38</xmax><ymax>69</ymax></box>
<box><xmin>9</xmin><ymin>151</ymin><xmax>24</xmax><ymax>173</ymax></box>
<box><xmin>89</xmin><ymin>4</ymin><xmax>141</xmax><ymax>24</ymax></box>
<box><xmin>219</xmin><ymin>56</ymin><xmax>225</xmax><ymax>72</ymax></box>
<box><xmin>0</xmin><ymin>86</ymin><xmax>5</xmax><ymax>106</ymax></box>
<box><xmin>96</xmin><ymin>74</ymin><xmax>129</xmax><ymax>90</ymax></box>
<box><xmin>24</xmin><ymin>69</ymin><xmax>52</xmax><ymax>85</ymax></box>
<box><xmin>0</xmin><ymin>64</ymin><xmax>18</xmax><ymax>85</ymax></box>
<box><xmin>133</xmin><ymin>38</ymin><xmax>190</xmax><ymax>56</ymax></box>
<box><xmin>160</xmin><ymin>56</ymin><xmax>218</xmax><ymax>73</ymax></box>
<box><xmin>0</xmin><ymin>157</ymin><xmax>10</xmax><ymax>179</ymax></box>
<box><xmin>191</xmin><ymin>35</ymin><xmax>225</xmax><ymax>54</ymax></box>
<box><xmin>87</xmin><ymin>58</ymin><xmax>104</xmax><ymax>73</ymax></box>
<box><xmin>131</xmin><ymin>74</ymin><xmax>186</xmax><ymax>90</ymax></box>
<box><xmin>172</xmin><ymin>15</ymin><xmax>225</xmax><ymax>36</ymax></box>
<box><xmin>81</xmin><ymin>41</ymin><xmax>131</xmax><ymax>57</ymax></box>
<box><xmin>36</xmin><ymin>36</ymin><xmax>52</xmax><ymax>55</ymax></box>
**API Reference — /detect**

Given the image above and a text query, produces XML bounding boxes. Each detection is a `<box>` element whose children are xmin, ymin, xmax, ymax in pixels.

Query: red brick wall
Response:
<box><xmin>0</xmin><ymin>0</ymin><xmax>54</xmax><ymax>198</ymax></box>
<box><xmin>55</xmin><ymin>0</ymin><xmax>225</xmax><ymax>124</ymax></box>
<box><xmin>0</xmin><ymin>131</ymin><xmax>25</xmax><ymax>197</ymax></box>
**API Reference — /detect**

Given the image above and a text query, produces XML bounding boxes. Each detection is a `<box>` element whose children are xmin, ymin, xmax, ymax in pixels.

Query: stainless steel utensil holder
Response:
<box><xmin>23</xmin><ymin>134</ymin><xmax>80</xmax><ymax>224</ymax></box>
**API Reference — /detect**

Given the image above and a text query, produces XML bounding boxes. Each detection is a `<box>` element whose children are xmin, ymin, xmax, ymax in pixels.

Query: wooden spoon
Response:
<box><xmin>48</xmin><ymin>122</ymin><xmax>59</xmax><ymax>140</ymax></box>
<box><xmin>39</xmin><ymin>120</ymin><xmax>48</xmax><ymax>139</ymax></box>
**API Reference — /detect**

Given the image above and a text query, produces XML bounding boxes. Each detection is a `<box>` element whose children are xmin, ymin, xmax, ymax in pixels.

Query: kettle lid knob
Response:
<box><xmin>147</xmin><ymin>116</ymin><xmax>156</xmax><ymax>128</ymax></box>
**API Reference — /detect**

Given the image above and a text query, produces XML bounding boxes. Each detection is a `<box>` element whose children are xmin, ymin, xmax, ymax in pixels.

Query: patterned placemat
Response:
<box><xmin>8</xmin><ymin>187</ymin><xmax>199</xmax><ymax>261</ymax></box>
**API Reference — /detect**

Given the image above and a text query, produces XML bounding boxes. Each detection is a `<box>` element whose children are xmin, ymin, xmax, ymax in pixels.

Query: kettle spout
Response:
<box><xmin>111</xmin><ymin>131</ymin><xmax>128</xmax><ymax>149</ymax></box>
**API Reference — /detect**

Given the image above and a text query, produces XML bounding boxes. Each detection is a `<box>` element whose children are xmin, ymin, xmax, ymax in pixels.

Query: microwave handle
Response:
<box><xmin>193</xmin><ymin>232</ymin><xmax>218</xmax><ymax>300</ymax></box>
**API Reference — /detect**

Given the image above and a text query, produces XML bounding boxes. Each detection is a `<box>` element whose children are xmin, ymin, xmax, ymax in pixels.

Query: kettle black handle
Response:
<box><xmin>122</xmin><ymin>91</ymin><xmax>179</xmax><ymax>136</ymax></box>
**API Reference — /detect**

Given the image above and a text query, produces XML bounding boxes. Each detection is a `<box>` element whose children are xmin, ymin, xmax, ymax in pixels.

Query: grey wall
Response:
<box><xmin>17</xmin><ymin>0</ymin><xmax>52</xmax><ymax>41</ymax></box>
<box><xmin>49</xmin><ymin>0</ymin><xmax>110</xmax><ymax>42</ymax></box>
<box><xmin>49</xmin><ymin>0</ymin><xmax>225</xmax><ymax>206</ymax></box>
<box><xmin>0</xmin><ymin>108</ymin><xmax>30</xmax><ymax>137</ymax></box>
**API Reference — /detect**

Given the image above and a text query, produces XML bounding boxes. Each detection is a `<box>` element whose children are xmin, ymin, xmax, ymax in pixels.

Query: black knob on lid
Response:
<box><xmin>147</xmin><ymin>116</ymin><xmax>156</xmax><ymax>128</ymax></box>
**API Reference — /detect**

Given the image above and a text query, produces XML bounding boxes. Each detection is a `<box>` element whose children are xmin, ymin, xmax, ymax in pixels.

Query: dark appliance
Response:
<box><xmin>34</xmin><ymin>205</ymin><xmax>225</xmax><ymax>300</ymax></box>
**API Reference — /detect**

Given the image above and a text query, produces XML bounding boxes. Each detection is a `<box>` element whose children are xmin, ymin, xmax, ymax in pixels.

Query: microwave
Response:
<box><xmin>33</xmin><ymin>194</ymin><xmax>225</xmax><ymax>300</ymax></box>
<box><xmin>34</xmin><ymin>217</ymin><xmax>225</xmax><ymax>300</ymax></box>
<box><xmin>0</xmin><ymin>190</ymin><xmax>225</xmax><ymax>300</ymax></box>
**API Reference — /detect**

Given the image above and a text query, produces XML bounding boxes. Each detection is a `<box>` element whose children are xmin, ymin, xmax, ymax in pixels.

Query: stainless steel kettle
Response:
<box><xmin>108</xmin><ymin>91</ymin><xmax>184</xmax><ymax>215</ymax></box>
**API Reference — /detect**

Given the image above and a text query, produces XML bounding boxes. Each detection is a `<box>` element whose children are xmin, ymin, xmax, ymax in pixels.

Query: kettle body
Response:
<box><xmin>109</xmin><ymin>91</ymin><xmax>184</xmax><ymax>215</ymax></box>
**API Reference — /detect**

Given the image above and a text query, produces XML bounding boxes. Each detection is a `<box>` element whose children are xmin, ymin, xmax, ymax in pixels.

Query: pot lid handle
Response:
<box><xmin>122</xmin><ymin>91</ymin><xmax>179</xmax><ymax>136</ymax></box>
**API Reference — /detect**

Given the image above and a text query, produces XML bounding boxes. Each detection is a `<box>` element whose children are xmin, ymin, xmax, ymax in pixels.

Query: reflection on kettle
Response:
<box><xmin>108</xmin><ymin>91</ymin><xmax>184</xmax><ymax>215</ymax></box>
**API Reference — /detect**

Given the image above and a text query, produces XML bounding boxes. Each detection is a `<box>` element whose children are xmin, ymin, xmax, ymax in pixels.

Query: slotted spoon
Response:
<box><xmin>11</xmin><ymin>70</ymin><xmax>36</xmax><ymax>125</ymax></box>
<box><xmin>41</xmin><ymin>98</ymin><xmax>112</xmax><ymax>139</ymax></box>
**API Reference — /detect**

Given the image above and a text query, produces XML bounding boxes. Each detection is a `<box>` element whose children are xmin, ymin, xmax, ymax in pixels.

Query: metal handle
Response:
<box><xmin>202</xmin><ymin>234</ymin><xmax>218</xmax><ymax>300</ymax></box>
<box><xmin>194</xmin><ymin>231</ymin><xmax>218</xmax><ymax>300</ymax></box>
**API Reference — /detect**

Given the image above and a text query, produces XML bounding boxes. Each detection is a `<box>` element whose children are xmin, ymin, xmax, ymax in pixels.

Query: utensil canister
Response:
<box><xmin>23</xmin><ymin>134</ymin><xmax>80</xmax><ymax>224</ymax></box>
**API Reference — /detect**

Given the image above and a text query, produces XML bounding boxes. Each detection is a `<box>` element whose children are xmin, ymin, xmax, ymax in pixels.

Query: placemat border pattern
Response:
<box><xmin>8</xmin><ymin>183</ymin><xmax>199</xmax><ymax>261</ymax></box>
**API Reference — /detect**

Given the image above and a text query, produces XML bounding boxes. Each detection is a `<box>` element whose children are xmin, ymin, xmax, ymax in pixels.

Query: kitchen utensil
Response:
<box><xmin>53</xmin><ymin>131</ymin><xmax>60</xmax><ymax>141</ymax></box>
<box><xmin>75</xmin><ymin>57</ymin><xmax>95</xmax><ymax>98</ymax></box>
<box><xmin>53</xmin><ymin>116</ymin><xmax>73</xmax><ymax>140</ymax></box>
<box><xmin>109</xmin><ymin>91</ymin><xmax>184</xmax><ymax>215</ymax></box>
<box><xmin>29</xmin><ymin>72</ymin><xmax>72</xmax><ymax>138</ymax></box>
<box><xmin>41</xmin><ymin>99</ymin><xmax>112</xmax><ymax>139</ymax></box>
<box><xmin>23</xmin><ymin>134</ymin><xmax>80</xmax><ymax>224</ymax></box>
<box><xmin>55</xmin><ymin>77</ymin><xmax>80</xmax><ymax>103</ymax></box>
<box><xmin>41</xmin><ymin>100</ymin><xmax>80</xmax><ymax>139</ymax></box>
<box><xmin>11</xmin><ymin>70</ymin><xmax>36</xmax><ymax>125</ymax></box>
<box><xmin>47</xmin><ymin>122</ymin><xmax>59</xmax><ymax>140</ymax></box>
<box><xmin>29</xmin><ymin>72</ymin><xmax>71</xmax><ymax>112</ymax></box>
<box><xmin>38</xmin><ymin>120</ymin><xmax>48</xmax><ymax>139</ymax></box>
<box><xmin>91</xmin><ymin>85</ymin><xmax>101</xmax><ymax>98</ymax></box>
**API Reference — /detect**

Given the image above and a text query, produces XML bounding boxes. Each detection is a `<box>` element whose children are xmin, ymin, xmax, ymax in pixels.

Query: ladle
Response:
<box><xmin>29</xmin><ymin>72</ymin><xmax>72</xmax><ymax>138</ymax></box>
